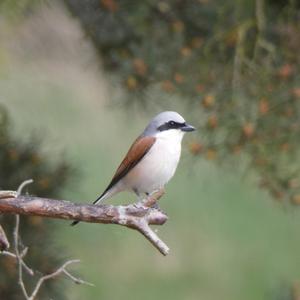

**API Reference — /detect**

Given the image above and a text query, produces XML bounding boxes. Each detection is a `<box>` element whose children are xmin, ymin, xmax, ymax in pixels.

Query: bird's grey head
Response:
<box><xmin>143</xmin><ymin>111</ymin><xmax>195</xmax><ymax>137</ymax></box>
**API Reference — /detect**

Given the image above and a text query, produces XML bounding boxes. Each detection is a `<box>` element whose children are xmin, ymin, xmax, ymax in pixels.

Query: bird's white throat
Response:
<box><xmin>154</xmin><ymin>128</ymin><xmax>185</xmax><ymax>143</ymax></box>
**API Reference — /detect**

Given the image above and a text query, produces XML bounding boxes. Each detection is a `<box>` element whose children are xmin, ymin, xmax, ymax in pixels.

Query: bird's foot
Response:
<box><xmin>151</xmin><ymin>202</ymin><xmax>162</xmax><ymax>211</ymax></box>
<box><xmin>133</xmin><ymin>202</ymin><xmax>144</xmax><ymax>209</ymax></box>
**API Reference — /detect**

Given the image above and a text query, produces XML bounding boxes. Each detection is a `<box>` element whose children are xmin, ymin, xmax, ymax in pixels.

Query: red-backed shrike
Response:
<box><xmin>71</xmin><ymin>111</ymin><xmax>195</xmax><ymax>226</ymax></box>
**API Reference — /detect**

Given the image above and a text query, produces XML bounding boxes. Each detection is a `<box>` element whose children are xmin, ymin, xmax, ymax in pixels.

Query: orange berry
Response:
<box><xmin>202</xmin><ymin>94</ymin><xmax>215</xmax><ymax>108</ymax></box>
<box><xmin>280</xmin><ymin>143</ymin><xmax>290</xmax><ymax>152</ymax></box>
<box><xmin>292</xmin><ymin>88</ymin><xmax>300</xmax><ymax>98</ymax></box>
<box><xmin>195</xmin><ymin>84</ymin><xmax>205</xmax><ymax>93</ymax></box>
<box><xmin>189</xmin><ymin>142</ymin><xmax>203</xmax><ymax>155</ymax></box>
<box><xmin>242</xmin><ymin>123</ymin><xmax>255</xmax><ymax>138</ymax></box>
<box><xmin>191</xmin><ymin>37</ymin><xmax>203</xmax><ymax>48</ymax></box>
<box><xmin>101</xmin><ymin>0</ymin><xmax>118</xmax><ymax>12</ymax></box>
<box><xmin>180</xmin><ymin>47</ymin><xmax>192</xmax><ymax>57</ymax></box>
<box><xmin>8</xmin><ymin>149</ymin><xmax>18</xmax><ymax>161</ymax></box>
<box><xmin>161</xmin><ymin>80</ymin><xmax>175</xmax><ymax>92</ymax></box>
<box><xmin>271</xmin><ymin>189</ymin><xmax>284</xmax><ymax>200</ymax></box>
<box><xmin>278</xmin><ymin>64</ymin><xmax>293</xmax><ymax>78</ymax></box>
<box><xmin>205</xmin><ymin>148</ymin><xmax>217</xmax><ymax>160</ymax></box>
<box><xmin>126</xmin><ymin>76</ymin><xmax>138</xmax><ymax>90</ymax></box>
<box><xmin>172</xmin><ymin>20</ymin><xmax>184</xmax><ymax>32</ymax></box>
<box><xmin>38</xmin><ymin>178</ymin><xmax>50</xmax><ymax>189</ymax></box>
<box><xmin>207</xmin><ymin>114</ymin><xmax>218</xmax><ymax>129</ymax></box>
<box><xmin>174</xmin><ymin>73</ymin><xmax>184</xmax><ymax>84</ymax></box>
<box><xmin>259</xmin><ymin>98</ymin><xmax>269</xmax><ymax>115</ymax></box>
<box><xmin>133</xmin><ymin>59</ymin><xmax>148</xmax><ymax>76</ymax></box>
<box><xmin>292</xmin><ymin>194</ymin><xmax>300</xmax><ymax>205</ymax></box>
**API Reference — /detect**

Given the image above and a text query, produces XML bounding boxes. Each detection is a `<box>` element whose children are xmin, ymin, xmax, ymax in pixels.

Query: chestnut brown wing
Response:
<box><xmin>93</xmin><ymin>136</ymin><xmax>156</xmax><ymax>203</ymax></box>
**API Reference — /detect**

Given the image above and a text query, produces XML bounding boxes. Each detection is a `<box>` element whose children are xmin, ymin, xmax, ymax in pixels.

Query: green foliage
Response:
<box><xmin>65</xmin><ymin>0</ymin><xmax>300</xmax><ymax>203</ymax></box>
<box><xmin>0</xmin><ymin>0</ymin><xmax>42</xmax><ymax>19</ymax></box>
<box><xmin>0</xmin><ymin>104</ymin><xmax>72</xmax><ymax>300</ymax></box>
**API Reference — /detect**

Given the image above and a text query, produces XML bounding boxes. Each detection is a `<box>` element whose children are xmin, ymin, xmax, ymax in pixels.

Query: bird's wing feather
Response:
<box><xmin>93</xmin><ymin>135</ymin><xmax>156</xmax><ymax>204</ymax></box>
<box><xmin>71</xmin><ymin>136</ymin><xmax>156</xmax><ymax>225</ymax></box>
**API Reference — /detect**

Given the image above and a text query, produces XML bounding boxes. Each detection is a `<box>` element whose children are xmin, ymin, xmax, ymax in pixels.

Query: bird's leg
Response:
<box><xmin>132</xmin><ymin>188</ymin><xmax>165</xmax><ymax>209</ymax></box>
<box><xmin>133</xmin><ymin>189</ymin><xmax>144</xmax><ymax>208</ymax></box>
<box><xmin>143</xmin><ymin>192</ymin><xmax>160</xmax><ymax>210</ymax></box>
<box><xmin>143</xmin><ymin>188</ymin><xmax>165</xmax><ymax>209</ymax></box>
<box><xmin>150</xmin><ymin>201</ymin><xmax>161</xmax><ymax>210</ymax></box>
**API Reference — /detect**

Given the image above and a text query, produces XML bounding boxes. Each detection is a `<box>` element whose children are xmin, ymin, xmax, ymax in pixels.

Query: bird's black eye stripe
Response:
<box><xmin>158</xmin><ymin>121</ymin><xmax>186</xmax><ymax>131</ymax></box>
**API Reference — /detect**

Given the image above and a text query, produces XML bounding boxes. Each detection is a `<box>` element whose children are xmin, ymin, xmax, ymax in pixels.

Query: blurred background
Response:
<box><xmin>1</xmin><ymin>0</ymin><xmax>300</xmax><ymax>299</ymax></box>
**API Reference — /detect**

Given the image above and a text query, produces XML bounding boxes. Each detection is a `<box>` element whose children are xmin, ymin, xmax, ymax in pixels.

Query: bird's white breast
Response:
<box><xmin>123</xmin><ymin>130</ymin><xmax>184</xmax><ymax>194</ymax></box>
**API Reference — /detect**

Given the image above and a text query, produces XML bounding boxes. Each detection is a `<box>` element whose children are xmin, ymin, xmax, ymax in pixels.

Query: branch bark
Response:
<box><xmin>1</xmin><ymin>180</ymin><xmax>94</xmax><ymax>300</ymax></box>
<box><xmin>0</xmin><ymin>224</ymin><xmax>9</xmax><ymax>251</ymax></box>
<box><xmin>0</xmin><ymin>188</ymin><xmax>169</xmax><ymax>255</ymax></box>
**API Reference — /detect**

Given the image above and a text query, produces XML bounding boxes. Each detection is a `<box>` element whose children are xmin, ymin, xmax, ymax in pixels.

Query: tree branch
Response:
<box><xmin>0</xmin><ymin>185</ymin><xmax>169</xmax><ymax>255</ymax></box>
<box><xmin>1</xmin><ymin>180</ymin><xmax>92</xmax><ymax>300</ymax></box>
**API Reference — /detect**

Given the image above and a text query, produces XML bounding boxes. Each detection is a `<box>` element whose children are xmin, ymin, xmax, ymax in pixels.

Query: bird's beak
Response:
<box><xmin>181</xmin><ymin>123</ymin><xmax>196</xmax><ymax>132</ymax></box>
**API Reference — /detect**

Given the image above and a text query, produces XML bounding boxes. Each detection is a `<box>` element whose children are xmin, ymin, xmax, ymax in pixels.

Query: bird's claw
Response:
<box><xmin>133</xmin><ymin>202</ymin><xmax>144</xmax><ymax>209</ymax></box>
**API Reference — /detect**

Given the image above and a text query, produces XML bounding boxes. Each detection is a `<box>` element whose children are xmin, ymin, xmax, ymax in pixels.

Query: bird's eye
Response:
<box><xmin>169</xmin><ymin>121</ymin><xmax>176</xmax><ymax>126</ymax></box>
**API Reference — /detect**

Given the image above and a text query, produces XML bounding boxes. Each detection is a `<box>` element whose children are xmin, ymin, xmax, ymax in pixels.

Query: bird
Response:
<box><xmin>71</xmin><ymin>111</ymin><xmax>195</xmax><ymax>226</ymax></box>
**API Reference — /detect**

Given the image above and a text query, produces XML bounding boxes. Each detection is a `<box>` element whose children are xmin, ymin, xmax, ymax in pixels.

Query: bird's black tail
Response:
<box><xmin>70</xmin><ymin>220</ymin><xmax>80</xmax><ymax>226</ymax></box>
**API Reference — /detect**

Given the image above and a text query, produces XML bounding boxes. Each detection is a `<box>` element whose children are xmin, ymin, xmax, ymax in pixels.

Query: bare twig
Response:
<box><xmin>2</xmin><ymin>247</ymin><xmax>33</xmax><ymax>275</ymax></box>
<box><xmin>1</xmin><ymin>248</ymin><xmax>28</xmax><ymax>259</ymax></box>
<box><xmin>17</xmin><ymin>179</ymin><xmax>34</xmax><ymax>196</ymax></box>
<box><xmin>0</xmin><ymin>224</ymin><xmax>9</xmax><ymax>251</ymax></box>
<box><xmin>1</xmin><ymin>180</ymin><xmax>92</xmax><ymax>300</ymax></box>
<box><xmin>12</xmin><ymin>179</ymin><xmax>35</xmax><ymax>299</ymax></box>
<box><xmin>63</xmin><ymin>267</ymin><xmax>94</xmax><ymax>286</ymax></box>
<box><xmin>29</xmin><ymin>260</ymin><xmax>93</xmax><ymax>300</ymax></box>
<box><xmin>14</xmin><ymin>214</ymin><xmax>30</xmax><ymax>299</ymax></box>
<box><xmin>0</xmin><ymin>185</ymin><xmax>169</xmax><ymax>255</ymax></box>
<box><xmin>2</xmin><ymin>253</ymin><xmax>92</xmax><ymax>300</ymax></box>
